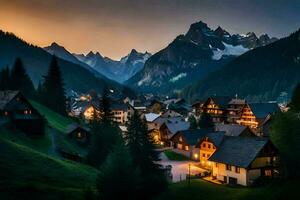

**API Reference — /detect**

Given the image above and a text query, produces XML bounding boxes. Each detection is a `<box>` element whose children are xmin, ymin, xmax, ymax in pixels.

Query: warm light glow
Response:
<box><xmin>84</xmin><ymin>106</ymin><xmax>95</xmax><ymax>120</ymax></box>
<box><xmin>194</xmin><ymin>153</ymin><xmax>198</xmax><ymax>159</ymax></box>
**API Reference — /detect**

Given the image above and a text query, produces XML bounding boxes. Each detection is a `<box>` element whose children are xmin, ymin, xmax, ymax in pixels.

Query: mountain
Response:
<box><xmin>183</xmin><ymin>29</ymin><xmax>300</xmax><ymax>102</ymax></box>
<box><xmin>73</xmin><ymin>49</ymin><xmax>151</xmax><ymax>83</ymax></box>
<box><xmin>0</xmin><ymin>30</ymin><xmax>125</xmax><ymax>94</ymax></box>
<box><xmin>126</xmin><ymin>21</ymin><xmax>277</xmax><ymax>95</ymax></box>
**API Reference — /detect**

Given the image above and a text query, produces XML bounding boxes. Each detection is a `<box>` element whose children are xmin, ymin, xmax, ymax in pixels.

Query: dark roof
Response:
<box><xmin>176</xmin><ymin>129</ymin><xmax>213</xmax><ymax>146</ymax></box>
<box><xmin>249</xmin><ymin>103</ymin><xmax>280</xmax><ymax>119</ymax></box>
<box><xmin>215</xmin><ymin>124</ymin><xmax>247</xmax><ymax>137</ymax></box>
<box><xmin>163</xmin><ymin>117</ymin><xmax>190</xmax><ymax>135</ymax></box>
<box><xmin>204</xmin><ymin>131</ymin><xmax>226</xmax><ymax>148</ymax></box>
<box><xmin>110</xmin><ymin>102</ymin><xmax>129</xmax><ymax>111</ymax></box>
<box><xmin>208</xmin><ymin>137</ymin><xmax>269</xmax><ymax>168</ymax></box>
<box><xmin>210</xmin><ymin>96</ymin><xmax>232</xmax><ymax>109</ymax></box>
<box><xmin>0</xmin><ymin>90</ymin><xmax>20</xmax><ymax>109</ymax></box>
<box><xmin>67</xmin><ymin>123</ymin><xmax>90</xmax><ymax>133</ymax></box>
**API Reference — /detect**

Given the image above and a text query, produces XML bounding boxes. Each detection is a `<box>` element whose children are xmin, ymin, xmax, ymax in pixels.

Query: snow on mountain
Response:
<box><xmin>212</xmin><ymin>42</ymin><xmax>249</xmax><ymax>60</ymax></box>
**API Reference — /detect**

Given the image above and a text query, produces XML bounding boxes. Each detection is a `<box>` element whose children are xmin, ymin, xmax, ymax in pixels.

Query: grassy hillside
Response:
<box><xmin>30</xmin><ymin>100</ymin><xmax>73</xmax><ymax>133</ymax></box>
<box><xmin>0</xmin><ymin>135</ymin><xmax>98</xmax><ymax>200</ymax></box>
<box><xmin>157</xmin><ymin>179</ymin><xmax>299</xmax><ymax>200</ymax></box>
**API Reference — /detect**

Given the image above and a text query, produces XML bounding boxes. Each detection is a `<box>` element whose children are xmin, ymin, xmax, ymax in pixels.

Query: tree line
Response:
<box><xmin>0</xmin><ymin>56</ymin><xmax>67</xmax><ymax>115</ymax></box>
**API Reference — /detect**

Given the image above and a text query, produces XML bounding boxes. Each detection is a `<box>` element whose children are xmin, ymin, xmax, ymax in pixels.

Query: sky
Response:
<box><xmin>0</xmin><ymin>0</ymin><xmax>299</xmax><ymax>60</ymax></box>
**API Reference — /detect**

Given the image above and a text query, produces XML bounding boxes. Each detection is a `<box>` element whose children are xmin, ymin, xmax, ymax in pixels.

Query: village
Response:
<box><xmin>0</xmin><ymin>88</ymin><xmax>283</xmax><ymax>187</ymax></box>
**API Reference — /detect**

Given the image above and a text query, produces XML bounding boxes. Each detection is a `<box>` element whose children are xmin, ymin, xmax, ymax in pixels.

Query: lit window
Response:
<box><xmin>265</xmin><ymin>170</ymin><xmax>272</xmax><ymax>177</ymax></box>
<box><xmin>24</xmin><ymin>110</ymin><xmax>28</xmax><ymax>114</ymax></box>
<box><xmin>77</xmin><ymin>132</ymin><xmax>82</xmax><ymax>138</ymax></box>
<box><xmin>235</xmin><ymin>167</ymin><xmax>240</xmax><ymax>173</ymax></box>
<box><xmin>4</xmin><ymin>111</ymin><xmax>8</xmax><ymax>116</ymax></box>
<box><xmin>179</xmin><ymin>136</ymin><xmax>183</xmax><ymax>142</ymax></box>
<box><xmin>185</xmin><ymin>146</ymin><xmax>189</xmax><ymax>151</ymax></box>
<box><xmin>194</xmin><ymin>153</ymin><xmax>198</xmax><ymax>159</ymax></box>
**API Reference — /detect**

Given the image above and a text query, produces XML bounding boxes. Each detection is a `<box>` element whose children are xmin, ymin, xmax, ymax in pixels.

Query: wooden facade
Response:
<box><xmin>201</xmin><ymin>98</ymin><xmax>228</xmax><ymax>123</ymax></box>
<box><xmin>236</xmin><ymin>104</ymin><xmax>259</xmax><ymax>129</ymax></box>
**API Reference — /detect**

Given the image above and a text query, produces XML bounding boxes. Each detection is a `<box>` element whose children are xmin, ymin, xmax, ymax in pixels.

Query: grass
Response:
<box><xmin>156</xmin><ymin>179</ymin><xmax>300</xmax><ymax>200</ymax></box>
<box><xmin>0</xmin><ymin>135</ymin><xmax>98</xmax><ymax>200</ymax></box>
<box><xmin>30</xmin><ymin>100</ymin><xmax>74</xmax><ymax>133</ymax></box>
<box><xmin>164</xmin><ymin>150</ymin><xmax>190</xmax><ymax>161</ymax></box>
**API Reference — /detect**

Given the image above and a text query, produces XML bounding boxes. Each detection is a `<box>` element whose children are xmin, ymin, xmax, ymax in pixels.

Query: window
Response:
<box><xmin>215</xmin><ymin>163</ymin><xmax>218</xmax><ymax>167</ymax></box>
<box><xmin>185</xmin><ymin>146</ymin><xmax>189</xmax><ymax>151</ymax></box>
<box><xmin>77</xmin><ymin>132</ymin><xmax>82</xmax><ymax>138</ymax></box>
<box><xmin>265</xmin><ymin>170</ymin><xmax>272</xmax><ymax>177</ymax></box>
<box><xmin>208</xmin><ymin>144</ymin><xmax>211</xmax><ymax>149</ymax></box>
<box><xmin>202</xmin><ymin>153</ymin><xmax>205</xmax><ymax>157</ymax></box>
<box><xmin>226</xmin><ymin>164</ymin><xmax>232</xmax><ymax>171</ymax></box>
<box><xmin>179</xmin><ymin>136</ymin><xmax>183</xmax><ymax>142</ymax></box>
<box><xmin>235</xmin><ymin>167</ymin><xmax>240</xmax><ymax>173</ymax></box>
<box><xmin>202</xmin><ymin>143</ymin><xmax>206</xmax><ymax>148</ymax></box>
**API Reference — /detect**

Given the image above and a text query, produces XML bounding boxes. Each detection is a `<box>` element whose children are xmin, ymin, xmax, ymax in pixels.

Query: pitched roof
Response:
<box><xmin>161</xmin><ymin>110</ymin><xmax>182</xmax><ymax>118</ymax></box>
<box><xmin>145</xmin><ymin>113</ymin><xmax>160</xmax><ymax>122</ymax></box>
<box><xmin>215</xmin><ymin>124</ymin><xmax>248</xmax><ymax>137</ymax></box>
<box><xmin>163</xmin><ymin>118</ymin><xmax>190</xmax><ymax>135</ymax></box>
<box><xmin>176</xmin><ymin>129</ymin><xmax>213</xmax><ymax>145</ymax></box>
<box><xmin>208</xmin><ymin>137</ymin><xmax>269</xmax><ymax>168</ymax></box>
<box><xmin>210</xmin><ymin>96</ymin><xmax>232</xmax><ymax>109</ymax></box>
<box><xmin>204</xmin><ymin>131</ymin><xmax>226</xmax><ymax>148</ymax></box>
<box><xmin>228</xmin><ymin>98</ymin><xmax>246</xmax><ymax>105</ymax></box>
<box><xmin>0</xmin><ymin>90</ymin><xmax>20</xmax><ymax>109</ymax></box>
<box><xmin>67</xmin><ymin>123</ymin><xmax>90</xmax><ymax>133</ymax></box>
<box><xmin>249</xmin><ymin>103</ymin><xmax>280</xmax><ymax>119</ymax></box>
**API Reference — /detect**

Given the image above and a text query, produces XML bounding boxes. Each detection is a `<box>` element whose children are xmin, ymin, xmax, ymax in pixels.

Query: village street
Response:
<box><xmin>158</xmin><ymin>152</ymin><xmax>206</xmax><ymax>182</ymax></box>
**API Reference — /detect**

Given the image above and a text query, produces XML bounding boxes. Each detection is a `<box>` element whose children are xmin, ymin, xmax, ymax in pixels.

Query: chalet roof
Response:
<box><xmin>161</xmin><ymin>110</ymin><xmax>182</xmax><ymax>118</ymax></box>
<box><xmin>176</xmin><ymin>129</ymin><xmax>211</xmax><ymax>146</ymax></box>
<box><xmin>205</xmin><ymin>131</ymin><xmax>226</xmax><ymax>148</ymax></box>
<box><xmin>110</xmin><ymin>102</ymin><xmax>129</xmax><ymax>111</ymax></box>
<box><xmin>163</xmin><ymin>118</ymin><xmax>190</xmax><ymax>135</ymax></box>
<box><xmin>210</xmin><ymin>96</ymin><xmax>232</xmax><ymax>109</ymax></box>
<box><xmin>208</xmin><ymin>137</ymin><xmax>269</xmax><ymax>168</ymax></box>
<box><xmin>0</xmin><ymin>90</ymin><xmax>20</xmax><ymax>109</ymax></box>
<box><xmin>67</xmin><ymin>123</ymin><xmax>90</xmax><ymax>133</ymax></box>
<box><xmin>145</xmin><ymin>113</ymin><xmax>161</xmax><ymax>122</ymax></box>
<box><xmin>228</xmin><ymin>98</ymin><xmax>246</xmax><ymax>105</ymax></box>
<box><xmin>215</xmin><ymin>124</ymin><xmax>248</xmax><ymax>137</ymax></box>
<box><xmin>249</xmin><ymin>103</ymin><xmax>280</xmax><ymax>119</ymax></box>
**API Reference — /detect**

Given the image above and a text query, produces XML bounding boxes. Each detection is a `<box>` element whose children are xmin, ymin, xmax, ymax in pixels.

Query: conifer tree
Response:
<box><xmin>43</xmin><ymin>56</ymin><xmax>66</xmax><ymax>115</ymax></box>
<box><xmin>188</xmin><ymin>115</ymin><xmax>198</xmax><ymax>129</ymax></box>
<box><xmin>290</xmin><ymin>83</ymin><xmax>300</xmax><ymax>112</ymax></box>
<box><xmin>86</xmin><ymin>88</ymin><xmax>120</xmax><ymax>168</ymax></box>
<box><xmin>0</xmin><ymin>66</ymin><xmax>10</xmax><ymax>90</ymax></box>
<box><xmin>198</xmin><ymin>112</ymin><xmax>214</xmax><ymax>128</ymax></box>
<box><xmin>97</xmin><ymin>139</ymin><xmax>140</xmax><ymax>200</ymax></box>
<box><xmin>125</xmin><ymin>110</ymin><xmax>167</xmax><ymax>199</ymax></box>
<box><xmin>10</xmin><ymin>58</ymin><xmax>35</xmax><ymax>96</ymax></box>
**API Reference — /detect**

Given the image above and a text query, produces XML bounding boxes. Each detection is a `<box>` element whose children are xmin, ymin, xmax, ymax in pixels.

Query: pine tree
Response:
<box><xmin>86</xmin><ymin>88</ymin><xmax>120</xmax><ymax>168</ymax></box>
<box><xmin>97</xmin><ymin>139</ymin><xmax>140</xmax><ymax>200</ymax></box>
<box><xmin>198</xmin><ymin>112</ymin><xmax>214</xmax><ymax>128</ymax></box>
<box><xmin>0</xmin><ymin>66</ymin><xmax>10</xmax><ymax>90</ymax></box>
<box><xmin>10</xmin><ymin>58</ymin><xmax>35</xmax><ymax>96</ymax></box>
<box><xmin>188</xmin><ymin>115</ymin><xmax>198</xmax><ymax>129</ymax></box>
<box><xmin>125</xmin><ymin>110</ymin><xmax>167</xmax><ymax>199</ymax></box>
<box><xmin>43</xmin><ymin>56</ymin><xmax>66</xmax><ymax>115</ymax></box>
<box><xmin>290</xmin><ymin>83</ymin><xmax>300</xmax><ymax>111</ymax></box>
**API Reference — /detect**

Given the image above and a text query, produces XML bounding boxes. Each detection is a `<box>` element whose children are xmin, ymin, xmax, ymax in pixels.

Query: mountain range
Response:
<box><xmin>126</xmin><ymin>21</ymin><xmax>278</xmax><ymax>94</ymax></box>
<box><xmin>183</xmin><ymin>29</ymin><xmax>300</xmax><ymax>102</ymax></box>
<box><xmin>45</xmin><ymin>43</ymin><xmax>151</xmax><ymax>83</ymax></box>
<box><xmin>0</xmin><ymin>31</ymin><xmax>125</xmax><ymax>95</ymax></box>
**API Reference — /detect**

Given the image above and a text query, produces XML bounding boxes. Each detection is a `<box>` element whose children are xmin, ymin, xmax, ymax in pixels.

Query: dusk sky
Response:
<box><xmin>0</xmin><ymin>0</ymin><xmax>299</xmax><ymax>59</ymax></box>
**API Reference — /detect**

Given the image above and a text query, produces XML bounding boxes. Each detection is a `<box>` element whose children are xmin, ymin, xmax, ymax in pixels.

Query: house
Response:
<box><xmin>67</xmin><ymin>123</ymin><xmax>91</xmax><ymax>145</ymax></box>
<box><xmin>166</xmin><ymin>99</ymin><xmax>192</xmax><ymax>116</ymax></box>
<box><xmin>215</xmin><ymin>124</ymin><xmax>255</xmax><ymax>137</ymax></box>
<box><xmin>237</xmin><ymin>103</ymin><xmax>280</xmax><ymax>134</ymax></box>
<box><xmin>209</xmin><ymin>137</ymin><xmax>278</xmax><ymax>186</ymax></box>
<box><xmin>227</xmin><ymin>98</ymin><xmax>246</xmax><ymax>123</ymax></box>
<box><xmin>192</xmin><ymin>100</ymin><xmax>204</xmax><ymax>117</ymax></box>
<box><xmin>200</xmin><ymin>96</ymin><xmax>232</xmax><ymax>123</ymax></box>
<box><xmin>0</xmin><ymin>90</ymin><xmax>45</xmax><ymax>136</ymax></box>
<box><xmin>110</xmin><ymin>102</ymin><xmax>133</xmax><ymax>125</ymax></box>
<box><xmin>147</xmin><ymin>99</ymin><xmax>165</xmax><ymax>114</ymax></box>
<box><xmin>170</xmin><ymin>128</ymin><xmax>218</xmax><ymax>160</ymax></box>
<box><xmin>159</xmin><ymin>117</ymin><xmax>190</xmax><ymax>146</ymax></box>
<box><xmin>197</xmin><ymin>131</ymin><xmax>225</xmax><ymax>166</ymax></box>
<box><xmin>145</xmin><ymin>112</ymin><xmax>161</xmax><ymax>130</ymax></box>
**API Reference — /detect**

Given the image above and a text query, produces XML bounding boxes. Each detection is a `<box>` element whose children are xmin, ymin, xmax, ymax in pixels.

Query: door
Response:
<box><xmin>223</xmin><ymin>176</ymin><xmax>227</xmax><ymax>183</ymax></box>
<box><xmin>229</xmin><ymin>177</ymin><xmax>237</xmax><ymax>185</ymax></box>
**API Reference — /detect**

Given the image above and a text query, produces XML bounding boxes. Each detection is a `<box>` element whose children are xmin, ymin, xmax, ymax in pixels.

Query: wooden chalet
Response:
<box><xmin>67</xmin><ymin>123</ymin><xmax>91</xmax><ymax>145</ymax></box>
<box><xmin>236</xmin><ymin>103</ymin><xmax>280</xmax><ymax>134</ymax></box>
<box><xmin>200</xmin><ymin>96</ymin><xmax>232</xmax><ymax>123</ymax></box>
<box><xmin>0</xmin><ymin>91</ymin><xmax>45</xmax><ymax>136</ymax></box>
<box><xmin>226</xmin><ymin>98</ymin><xmax>246</xmax><ymax>123</ymax></box>
<box><xmin>209</xmin><ymin>137</ymin><xmax>278</xmax><ymax>186</ymax></box>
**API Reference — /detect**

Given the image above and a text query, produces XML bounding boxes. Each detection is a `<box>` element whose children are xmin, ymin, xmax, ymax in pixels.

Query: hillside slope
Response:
<box><xmin>183</xmin><ymin>29</ymin><xmax>300</xmax><ymax>102</ymax></box>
